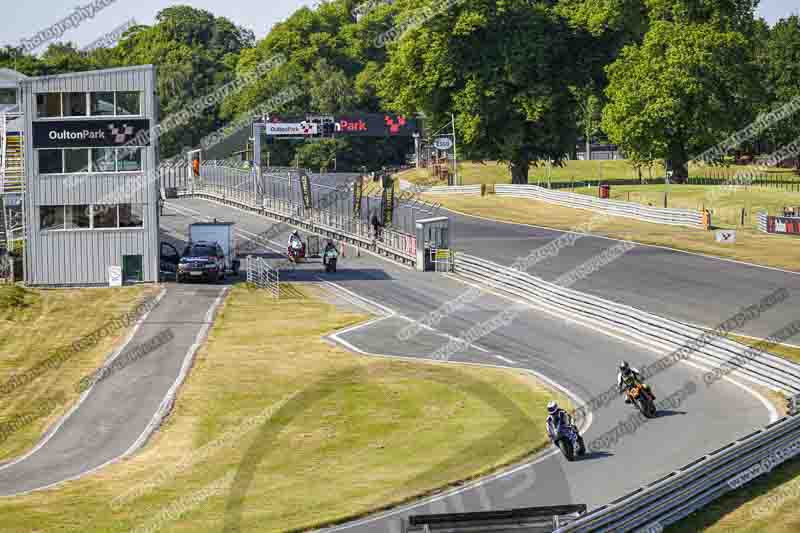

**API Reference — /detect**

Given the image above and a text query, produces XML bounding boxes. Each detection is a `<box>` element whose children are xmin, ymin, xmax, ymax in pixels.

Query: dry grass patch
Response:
<box><xmin>428</xmin><ymin>195</ymin><xmax>800</xmax><ymax>272</ymax></box>
<box><xmin>0</xmin><ymin>284</ymin><xmax>159</xmax><ymax>461</ymax></box>
<box><xmin>0</xmin><ymin>284</ymin><xmax>563</xmax><ymax>533</ymax></box>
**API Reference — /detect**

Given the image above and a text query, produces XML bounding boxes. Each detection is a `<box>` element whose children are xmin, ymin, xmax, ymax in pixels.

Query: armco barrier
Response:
<box><xmin>454</xmin><ymin>254</ymin><xmax>800</xmax><ymax>394</ymax></box>
<box><xmin>414</xmin><ymin>184</ymin><xmax>482</xmax><ymax>195</ymax></box>
<box><xmin>452</xmin><ymin>253</ymin><xmax>800</xmax><ymax>532</ymax></box>
<box><xmin>183</xmin><ymin>185</ymin><xmax>418</xmax><ymax>267</ymax></box>
<box><xmin>494</xmin><ymin>184</ymin><xmax>706</xmax><ymax>229</ymax></box>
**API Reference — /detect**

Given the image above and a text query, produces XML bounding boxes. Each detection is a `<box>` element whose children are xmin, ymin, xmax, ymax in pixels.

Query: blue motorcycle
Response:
<box><xmin>551</xmin><ymin>423</ymin><xmax>586</xmax><ymax>461</ymax></box>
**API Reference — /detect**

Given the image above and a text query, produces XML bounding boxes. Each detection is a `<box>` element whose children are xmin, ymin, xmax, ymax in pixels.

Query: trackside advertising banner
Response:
<box><xmin>265</xmin><ymin>114</ymin><xmax>417</xmax><ymax>137</ymax></box>
<box><xmin>767</xmin><ymin>216</ymin><xmax>800</xmax><ymax>235</ymax></box>
<box><xmin>33</xmin><ymin>119</ymin><xmax>151</xmax><ymax>148</ymax></box>
<box><xmin>353</xmin><ymin>178</ymin><xmax>363</xmax><ymax>219</ymax></box>
<box><xmin>300</xmin><ymin>173</ymin><xmax>312</xmax><ymax>210</ymax></box>
<box><xmin>382</xmin><ymin>178</ymin><xmax>394</xmax><ymax>226</ymax></box>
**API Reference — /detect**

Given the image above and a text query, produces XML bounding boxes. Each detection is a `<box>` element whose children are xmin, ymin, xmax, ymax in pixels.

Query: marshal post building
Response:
<box><xmin>18</xmin><ymin>65</ymin><xmax>160</xmax><ymax>286</ymax></box>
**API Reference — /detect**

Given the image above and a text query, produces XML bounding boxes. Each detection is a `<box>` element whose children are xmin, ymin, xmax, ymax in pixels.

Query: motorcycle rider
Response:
<box><xmin>618</xmin><ymin>361</ymin><xmax>654</xmax><ymax>403</ymax></box>
<box><xmin>288</xmin><ymin>230</ymin><xmax>303</xmax><ymax>249</ymax></box>
<box><xmin>546</xmin><ymin>401</ymin><xmax>585</xmax><ymax>454</ymax></box>
<box><xmin>323</xmin><ymin>240</ymin><xmax>338</xmax><ymax>265</ymax></box>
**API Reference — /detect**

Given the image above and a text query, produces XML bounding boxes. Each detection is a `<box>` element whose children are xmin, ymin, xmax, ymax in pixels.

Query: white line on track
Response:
<box><xmin>0</xmin><ymin>287</ymin><xmax>228</xmax><ymax>498</ymax></box>
<box><xmin>443</xmin><ymin>206</ymin><xmax>800</xmax><ymax>276</ymax></box>
<box><xmin>320</xmin><ymin>281</ymin><xmax>593</xmax><ymax>531</ymax></box>
<box><xmin>0</xmin><ymin>288</ymin><xmax>168</xmax><ymax>477</ymax></box>
<box><xmin>318</xmin><ymin>279</ymin><xmax>490</xmax><ymax>354</ymax></box>
<box><xmin>164</xmin><ymin>199</ymin><xmax>415</xmax><ymax>271</ymax></box>
<box><xmin>446</xmin><ymin>274</ymin><xmax>780</xmax><ymax>423</ymax></box>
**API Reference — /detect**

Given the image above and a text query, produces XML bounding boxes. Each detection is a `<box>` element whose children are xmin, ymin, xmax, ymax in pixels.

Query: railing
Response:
<box><xmin>0</xmin><ymin>112</ymin><xmax>24</xmax><ymax>195</ymax></box>
<box><xmin>494</xmin><ymin>184</ymin><xmax>706</xmax><ymax>229</ymax></box>
<box><xmin>184</xmin><ymin>182</ymin><xmax>419</xmax><ymax>267</ymax></box>
<box><xmin>246</xmin><ymin>255</ymin><xmax>279</xmax><ymax>298</ymax></box>
<box><xmin>758</xmin><ymin>211</ymin><xmax>769</xmax><ymax>233</ymax></box>
<box><xmin>412</xmin><ymin>184</ymin><xmax>482</xmax><ymax>195</ymax></box>
<box><xmin>454</xmin><ymin>254</ymin><xmax>800</xmax><ymax>393</ymax></box>
<box><xmin>452</xmin><ymin>253</ymin><xmax>800</xmax><ymax>532</ymax></box>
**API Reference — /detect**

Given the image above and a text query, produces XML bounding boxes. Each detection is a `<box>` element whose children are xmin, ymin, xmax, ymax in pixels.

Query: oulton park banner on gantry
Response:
<box><xmin>265</xmin><ymin>113</ymin><xmax>418</xmax><ymax>137</ymax></box>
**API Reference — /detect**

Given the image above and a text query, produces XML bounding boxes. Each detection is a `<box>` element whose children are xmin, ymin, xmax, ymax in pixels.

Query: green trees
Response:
<box><xmin>602</xmin><ymin>21</ymin><xmax>754</xmax><ymax>178</ymax></box>
<box><xmin>378</xmin><ymin>0</ymin><xmax>585</xmax><ymax>183</ymax></box>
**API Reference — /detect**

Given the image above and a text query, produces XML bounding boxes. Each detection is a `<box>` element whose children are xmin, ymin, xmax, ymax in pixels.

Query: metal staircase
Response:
<box><xmin>0</xmin><ymin>112</ymin><xmax>25</xmax><ymax>258</ymax></box>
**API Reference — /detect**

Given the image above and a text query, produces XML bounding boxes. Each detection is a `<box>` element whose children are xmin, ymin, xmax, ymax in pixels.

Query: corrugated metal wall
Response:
<box><xmin>20</xmin><ymin>66</ymin><xmax>160</xmax><ymax>286</ymax></box>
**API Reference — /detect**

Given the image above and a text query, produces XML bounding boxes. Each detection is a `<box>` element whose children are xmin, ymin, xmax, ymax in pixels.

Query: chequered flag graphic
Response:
<box><xmin>108</xmin><ymin>123</ymin><xmax>135</xmax><ymax>143</ymax></box>
<box><xmin>384</xmin><ymin>115</ymin><xmax>407</xmax><ymax>134</ymax></box>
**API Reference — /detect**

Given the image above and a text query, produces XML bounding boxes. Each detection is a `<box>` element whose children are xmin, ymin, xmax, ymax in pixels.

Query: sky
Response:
<box><xmin>1</xmin><ymin>0</ymin><xmax>798</xmax><ymax>55</ymax></box>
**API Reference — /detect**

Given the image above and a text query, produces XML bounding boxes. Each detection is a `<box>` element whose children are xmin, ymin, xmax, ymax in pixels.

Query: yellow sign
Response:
<box><xmin>435</xmin><ymin>249</ymin><xmax>450</xmax><ymax>259</ymax></box>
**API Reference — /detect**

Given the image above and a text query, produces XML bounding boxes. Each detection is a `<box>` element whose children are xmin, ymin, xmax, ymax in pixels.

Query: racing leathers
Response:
<box><xmin>546</xmin><ymin>408</ymin><xmax>575</xmax><ymax>442</ymax></box>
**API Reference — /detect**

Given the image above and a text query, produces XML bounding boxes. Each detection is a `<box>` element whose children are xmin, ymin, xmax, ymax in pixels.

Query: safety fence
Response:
<box><xmin>183</xmin><ymin>183</ymin><xmax>419</xmax><ymax>267</ymax></box>
<box><xmin>756</xmin><ymin>211</ymin><xmax>800</xmax><ymax>236</ymax></box>
<box><xmin>245</xmin><ymin>255</ymin><xmax>279</xmax><ymax>298</ymax></box>
<box><xmin>412</xmin><ymin>184</ymin><xmax>482</xmax><ymax>195</ymax></box>
<box><xmin>494</xmin><ymin>184</ymin><xmax>707</xmax><ymax>229</ymax></box>
<box><xmin>452</xmin><ymin>253</ymin><xmax>800</xmax><ymax>532</ymax></box>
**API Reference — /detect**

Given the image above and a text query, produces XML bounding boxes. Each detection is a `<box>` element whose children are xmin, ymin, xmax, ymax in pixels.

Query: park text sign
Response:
<box><xmin>33</xmin><ymin>120</ymin><xmax>151</xmax><ymax>148</ymax></box>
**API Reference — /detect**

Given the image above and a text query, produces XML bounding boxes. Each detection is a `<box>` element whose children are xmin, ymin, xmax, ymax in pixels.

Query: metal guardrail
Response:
<box><xmin>494</xmin><ymin>184</ymin><xmax>706</xmax><ymax>229</ymax></box>
<box><xmin>403</xmin><ymin>505</ymin><xmax>587</xmax><ymax>532</ymax></box>
<box><xmin>183</xmin><ymin>185</ymin><xmax>418</xmax><ymax>267</ymax></box>
<box><xmin>245</xmin><ymin>255</ymin><xmax>279</xmax><ymax>298</ymax></box>
<box><xmin>757</xmin><ymin>211</ymin><xmax>769</xmax><ymax>233</ymax></box>
<box><xmin>454</xmin><ymin>254</ymin><xmax>800</xmax><ymax>393</ymax></box>
<box><xmin>452</xmin><ymin>253</ymin><xmax>800</xmax><ymax>532</ymax></box>
<box><xmin>414</xmin><ymin>184</ymin><xmax>482</xmax><ymax>195</ymax></box>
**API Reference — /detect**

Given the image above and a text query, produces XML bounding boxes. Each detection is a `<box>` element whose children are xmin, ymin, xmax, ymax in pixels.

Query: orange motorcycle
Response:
<box><xmin>626</xmin><ymin>382</ymin><xmax>657</xmax><ymax>418</ymax></box>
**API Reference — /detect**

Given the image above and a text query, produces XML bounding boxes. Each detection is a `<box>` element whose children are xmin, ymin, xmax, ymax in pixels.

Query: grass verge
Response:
<box><xmin>0</xmin><ymin>284</ymin><xmax>563</xmax><ymax>532</ymax></box>
<box><xmin>575</xmin><ymin>184</ymin><xmax>800</xmax><ymax>228</ymax></box>
<box><xmin>667</xmin><ymin>337</ymin><xmax>800</xmax><ymax>532</ymax></box>
<box><xmin>0</xmin><ymin>284</ymin><xmax>158</xmax><ymax>461</ymax></box>
<box><xmin>398</xmin><ymin>161</ymin><xmax>799</xmax><ymax>186</ymax></box>
<box><xmin>425</xmin><ymin>194</ymin><xmax>800</xmax><ymax>272</ymax></box>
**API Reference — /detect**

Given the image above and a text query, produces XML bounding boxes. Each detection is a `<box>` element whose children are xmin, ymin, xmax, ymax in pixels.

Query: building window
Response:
<box><xmin>64</xmin><ymin>149</ymin><xmax>90</xmax><ymax>173</ymax></box>
<box><xmin>92</xmin><ymin>148</ymin><xmax>116</xmax><ymax>173</ymax></box>
<box><xmin>92</xmin><ymin>204</ymin><xmax>118</xmax><ymax>228</ymax></box>
<box><xmin>37</xmin><ymin>93</ymin><xmax>62</xmax><ymax>118</ymax></box>
<box><xmin>119</xmin><ymin>204</ymin><xmax>144</xmax><ymax>227</ymax></box>
<box><xmin>90</xmin><ymin>92</ymin><xmax>115</xmax><ymax>116</ymax></box>
<box><xmin>63</xmin><ymin>92</ymin><xmax>87</xmax><ymax>117</ymax></box>
<box><xmin>116</xmin><ymin>92</ymin><xmax>141</xmax><ymax>115</ymax></box>
<box><xmin>65</xmin><ymin>205</ymin><xmax>91</xmax><ymax>229</ymax></box>
<box><xmin>40</xmin><ymin>204</ymin><xmax>145</xmax><ymax>231</ymax></box>
<box><xmin>118</xmin><ymin>148</ymin><xmax>142</xmax><ymax>171</ymax></box>
<box><xmin>0</xmin><ymin>89</ymin><xmax>16</xmax><ymax>105</ymax></box>
<box><xmin>39</xmin><ymin>149</ymin><xmax>63</xmax><ymax>174</ymax></box>
<box><xmin>40</xmin><ymin>206</ymin><xmax>65</xmax><ymax>230</ymax></box>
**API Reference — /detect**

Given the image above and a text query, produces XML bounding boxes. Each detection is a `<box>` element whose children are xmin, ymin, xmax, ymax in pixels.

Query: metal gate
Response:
<box><xmin>246</xmin><ymin>255</ymin><xmax>280</xmax><ymax>298</ymax></box>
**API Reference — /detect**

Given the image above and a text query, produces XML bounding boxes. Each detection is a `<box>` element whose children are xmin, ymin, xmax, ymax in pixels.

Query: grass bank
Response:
<box><xmin>0</xmin><ymin>284</ymin><xmax>562</xmax><ymax>532</ymax></box>
<box><xmin>575</xmin><ymin>184</ymin><xmax>800</xmax><ymax>228</ymax></box>
<box><xmin>425</xmin><ymin>194</ymin><xmax>800</xmax><ymax>271</ymax></box>
<box><xmin>668</xmin><ymin>339</ymin><xmax>800</xmax><ymax>533</ymax></box>
<box><xmin>398</xmin><ymin>161</ymin><xmax>798</xmax><ymax>186</ymax></box>
<box><xmin>0</xmin><ymin>284</ymin><xmax>158</xmax><ymax>461</ymax></box>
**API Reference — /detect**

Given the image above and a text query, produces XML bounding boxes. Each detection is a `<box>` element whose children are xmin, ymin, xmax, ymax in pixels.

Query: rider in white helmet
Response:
<box><xmin>546</xmin><ymin>401</ymin><xmax>572</xmax><ymax>441</ymax></box>
<box><xmin>618</xmin><ymin>361</ymin><xmax>652</xmax><ymax>403</ymax></box>
<box><xmin>288</xmin><ymin>230</ymin><xmax>302</xmax><ymax>248</ymax></box>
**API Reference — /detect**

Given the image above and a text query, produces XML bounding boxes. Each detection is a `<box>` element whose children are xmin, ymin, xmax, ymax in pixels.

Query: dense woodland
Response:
<box><xmin>2</xmin><ymin>1</ymin><xmax>799</xmax><ymax>180</ymax></box>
